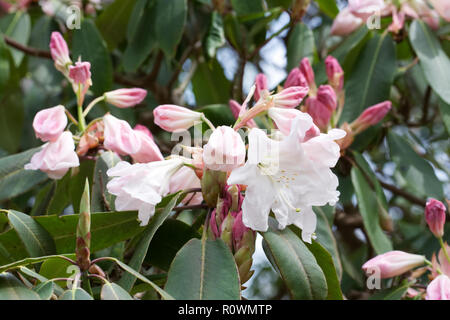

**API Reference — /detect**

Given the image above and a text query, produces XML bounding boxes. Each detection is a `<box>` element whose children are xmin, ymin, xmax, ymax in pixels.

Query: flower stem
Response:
<box><xmin>83</xmin><ymin>96</ymin><xmax>105</xmax><ymax>117</ymax></box>
<box><xmin>425</xmin><ymin>259</ymin><xmax>442</xmax><ymax>275</ymax></box>
<box><xmin>201</xmin><ymin>114</ymin><xmax>215</xmax><ymax>130</ymax></box>
<box><xmin>76</xmin><ymin>84</ymin><xmax>86</xmax><ymax>132</ymax></box>
<box><xmin>438</xmin><ymin>237</ymin><xmax>450</xmax><ymax>264</ymax></box>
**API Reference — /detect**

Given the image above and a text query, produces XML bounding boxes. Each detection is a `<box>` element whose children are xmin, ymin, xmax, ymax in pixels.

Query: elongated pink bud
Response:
<box><xmin>134</xmin><ymin>124</ymin><xmax>153</xmax><ymax>139</ymax></box>
<box><xmin>229</xmin><ymin>100</ymin><xmax>257</xmax><ymax>128</ymax></box>
<box><xmin>272</xmin><ymin>86</ymin><xmax>309</xmax><ymax>109</ymax></box>
<box><xmin>362</xmin><ymin>251</ymin><xmax>426</xmax><ymax>279</ymax></box>
<box><xmin>284</xmin><ymin>67</ymin><xmax>308</xmax><ymax>89</ymax></box>
<box><xmin>352</xmin><ymin>101</ymin><xmax>391</xmax><ymax>132</ymax></box>
<box><xmin>69</xmin><ymin>61</ymin><xmax>91</xmax><ymax>86</ymax></box>
<box><xmin>153</xmin><ymin>105</ymin><xmax>202</xmax><ymax>132</ymax></box>
<box><xmin>254</xmin><ymin>73</ymin><xmax>268</xmax><ymax>102</ymax></box>
<box><xmin>325</xmin><ymin>56</ymin><xmax>344</xmax><ymax>92</ymax></box>
<box><xmin>388</xmin><ymin>7</ymin><xmax>405</xmax><ymax>34</ymax></box>
<box><xmin>33</xmin><ymin>105</ymin><xmax>67</xmax><ymax>142</ymax></box>
<box><xmin>425</xmin><ymin>198</ymin><xmax>446</xmax><ymax>238</ymax></box>
<box><xmin>429</xmin><ymin>0</ymin><xmax>450</xmax><ymax>22</ymax></box>
<box><xmin>305</xmin><ymin>85</ymin><xmax>337</xmax><ymax>130</ymax></box>
<box><xmin>426</xmin><ymin>275</ymin><xmax>450</xmax><ymax>300</ymax></box>
<box><xmin>299</xmin><ymin>57</ymin><xmax>315</xmax><ymax>88</ymax></box>
<box><xmin>104</xmin><ymin>88</ymin><xmax>147</xmax><ymax>108</ymax></box>
<box><xmin>330</xmin><ymin>7</ymin><xmax>364</xmax><ymax>36</ymax></box>
<box><xmin>348</xmin><ymin>0</ymin><xmax>385</xmax><ymax>20</ymax></box>
<box><xmin>103</xmin><ymin>114</ymin><xmax>141</xmax><ymax>156</ymax></box>
<box><xmin>50</xmin><ymin>32</ymin><xmax>72</xmax><ymax>73</ymax></box>
<box><xmin>131</xmin><ymin>125</ymin><xmax>164</xmax><ymax>163</ymax></box>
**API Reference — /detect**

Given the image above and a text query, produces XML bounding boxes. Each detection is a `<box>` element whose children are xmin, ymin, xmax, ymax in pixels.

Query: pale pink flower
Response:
<box><xmin>425</xmin><ymin>198</ymin><xmax>446</xmax><ymax>238</ymax></box>
<box><xmin>69</xmin><ymin>61</ymin><xmax>92</xmax><ymax>86</ymax></box>
<box><xmin>103</xmin><ymin>114</ymin><xmax>141</xmax><ymax>156</ymax></box>
<box><xmin>362</xmin><ymin>251</ymin><xmax>426</xmax><ymax>279</ymax></box>
<box><xmin>431</xmin><ymin>243</ymin><xmax>450</xmax><ymax>278</ymax></box>
<box><xmin>388</xmin><ymin>6</ymin><xmax>406</xmax><ymax>33</ymax></box>
<box><xmin>348</xmin><ymin>0</ymin><xmax>386</xmax><ymax>20</ymax></box>
<box><xmin>32</xmin><ymin>105</ymin><xmax>67</xmax><ymax>142</ymax></box>
<box><xmin>254</xmin><ymin>73</ymin><xmax>268</xmax><ymax>102</ymax></box>
<box><xmin>331</xmin><ymin>7</ymin><xmax>364</xmax><ymax>36</ymax></box>
<box><xmin>25</xmin><ymin>131</ymin><xmax>79</xmax><ymax>180</ymax></box>
<box><xmin>169</xmin><ymin>166</ymin><xmax>203</xmax><ymax>205</ymax></box>
<box><xmin>134</xmin><ymin>124</ymin><xmax>153</xmax><ymax>139</ymax></box>
<box><xmin>49</xmin><ymin>32</ymin><xmax>72</xmax><ymax>73</ymax></box>
<box><xmin>104</xmin><ymin>88</ymin><xmax>147</xmax><ymax>108</ymax></box>
<box><xmin>203</xmin><ymin>126</ymin><xmax>246</xmax><ymax>172</ymax></box>
<box><xmin>429</xmin><ymin>0</ymin><xmax>450</xmax><ymax>22</ymax></box>
<box><xmin>153</xmin><ymin>104</ymin><xmax>202</xmax><ymax>132</ymax></box>
<box><xmin>131</xmin><ymin>126</ymin><xmax>164</xmax><ymax>164</ymax></box>
<box><xmin>272</xmin><ymin>86</ymin><xmax>309</xmax><ymax>109</ymax></box>
<box><xmin>229</xmin><ymin>100</ymin><xmax>257</xmax><ymax>128</ymax></box>
<box><xmin>426</xmin><ymin>275</ymin><xmax>450</xmax><ymax>300</ymax></box>
<box><xmin>268</xmin><ymin>107</ymin><xmax>305</xmax><ymax>136</ymax></box>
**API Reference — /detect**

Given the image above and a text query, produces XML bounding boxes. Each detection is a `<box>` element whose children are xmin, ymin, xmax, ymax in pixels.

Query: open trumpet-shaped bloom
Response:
<box><xmin>227</xmin><ymin>114</ymin><xmax>345</xmax><ymax>242</ymax></box>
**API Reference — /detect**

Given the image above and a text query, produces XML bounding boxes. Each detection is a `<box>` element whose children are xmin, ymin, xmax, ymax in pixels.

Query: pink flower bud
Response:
<box><xmin>330</xmin><ymin>8</ymin><xmax>364</xmax><ymax>36</ymax></box>
<box><xmin>32</xmin><ymin>105</ymin><xmax>67</xmax><ymax>142</ymax></box>
<box><xmin>272</xmin><ymin>86</ymin><xmax>309</xmax><ymax>109</ymax></box>
<box><xmin>299</xmin><ymin>57</ymin><xmax>315</xmax><ymax>88</ymax></box>
<box><xmin>49</xmin><ymin>32</ymin><xmax>72</xmax><ymax>73</ymax></box>
<box><xmin>348</xmin><ymin>0</ymin><xmax>386</xmax><ymax>20</ymax></box>
<box><xmin>169</xmin><ymin>166</ymin><xmax>202</xmax><ymax>205</ymax></box>
<box><xmin>305</xmin><ymin>85</ymin><xmax>337</xmax><ymax>130</ymax></box>
<box><xmin>426</xmin><ymin>275</ymin><xmax>450</xmax><ymax>300</ymax></box>
<box><xmin>153</xmin><ymin>104</ymin><xmax>202</xmax><ymax>132</ymax></box>
<box><xmin>388</xmin><ymin>7</ymin><xmax>405</xmax><ymax>33</ymax></box>
<box><xmin>131</xmin><ymin>126</ymin><xmax>164</xmax><ymax>164</ymax></box>
<box><xmin>254</xmin><ymin>73</ymin><xmax>268</xmax><ymax>102</ymax></box>
<box><xmin>104</xmin><ymin>88</ymin><xmax>147</xmax><ymax>108</ymax></box>
<box><xmin>103</xmin><ymin>114</ymin><xmax>142</xmax><ymax>156</ymax></box>
<box><xmin>429</xmin><ymin>0</ymin><xmax>450</xmax><ymax>22</ymax></box>
<box><xmin>352</xmin><ymin>101</ymin><xmax>391</xmax><ymax>132</ymax></box>
<box><xmin>232</xmin><ymin>211</ymin><xmax>249</xmax><ymax>247</ymax></box>
<box><xmin>134</xmin><ymin>124</ymin><xmax>153</xmax><ymax>139</ymax></box>
<box><xmin>209</xmin><ymin>209</ymin><xmax>221</xmax><ymax>238</ymax></box>
<box><xmin>229</xmin><ymin>100</ymin><xmax>257</xmax><ymax>128</ymax></box>
<box><xmin>69</xmin><ymin>61</ymin><xmax>91</xmax><ymax>86</ymax></box>
<box><xmin>425</xmin><ymin>198</ymin><xmax>446</xmax><ymax>238</ymax></box>
<box><xmin>362</xmin><ymin>251</ymin><xmax>426</xmax><ymax>279</ymax></box>
<box><xmin>203</xmin><ymin>126</ymin><xmax>246</xmax><ymax>172</ymax></box>
<box><xmin>284</xmin><ymin>67</ymin><xmax>308</xmax><ymax>89</ymax></box>
<box><xmin>325</xmin><ymin>56</ymin><xmax>344</xmax><ymax>92</ymax></box>
<box><xmin>25</xmin><ymin>131</ymin><xmax>80</xmax><ymax>180</ymax></box>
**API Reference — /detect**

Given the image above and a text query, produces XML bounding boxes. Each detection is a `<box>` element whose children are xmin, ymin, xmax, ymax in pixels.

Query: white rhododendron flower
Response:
<box><xmin>106</xmin><ymin>158</ymin><xmax>184</xmax><ymax>226</ymax></box>
<box><xmin>227</xmin><ymin>113</ymin><xmax>345</xmax><ymax>242</ymax></box>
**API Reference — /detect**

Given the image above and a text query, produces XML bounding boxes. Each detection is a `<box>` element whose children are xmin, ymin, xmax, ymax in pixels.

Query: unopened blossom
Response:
<box><xmin>254</xmin><ymin>73</ymin><xmax>268</xmax><ymax>102</ymax></box>
<box><xmin>25</xmin><ymin>131</ymin><xmax>80</xmax><ymax>180</ymax></box>
<box><xmin>331</xmin><ymin>7</ymin><xmax>364</xmax><ymax>36</ymax></box>
<box><xmin>104</xmin><ymin>88</ymin><xmax>147</xmax><ymax>108</ymax></box>
<box><xmin>203</xmin><ymin>126</ymin><xmax>246</xmax><ymax>172</ymax></box>
<box><xmin>103</xmin><ymin>114</ymin><xmax>141</xmax><ymax>156</ymax></box>
<box><xmin>431</xmin><ymin>243</ymin><xmax>450</xmax><ymax>277</ymax></box>
<box><xmin>425</xmin><ymin>198</ymin><xmax>446</xmax><ymax>238</ymax></box>
<box><xmin>348</xmin><ymin>0</ymin><xmax>386</xmax><ymax>20</ymax></box>
<box><xmin>49</xmin><ymin>32</ymin><xmax>72</xmax><ymax>74</ymax></box>
<box><xmin>229</xmin><ymin>100</ymin><xmax>257</xmax><ymax>128</ymax></box>
<box><xmin>325</xmin><ymin>56</ymin><xmax>344</xmax><ymax>92</ymax></box>
<box><xmin>69</xmin><ymin>61</ymin><xmax>92</xmax><ymax>86</ymax></box>
<box><xmin>272</xmin><ymin>86</ymin><xmax>309</xmax><ymax>109</ymax></box>
<box><xmin>388</xmin><ymin>6</ymin><xmax>406</xmax><ymax>33</ymax></box>
<box><xmin>169</xmin><ymin>166</ymin><xmax>202</xmax><ymax>205</ymax></box>
<box><xmin>362</xmin><ymin>251</ymin><xmax>426</xmax><ymax>279</ymax></box>
<box><xmin>299</xmin><ymin>57</ymin><xmax>315</xmax><ymax>89</ymax></box>
<box><xmin>131</xmin><ymin>125</ymin><xmax>164</xmax><ymax>164</ymax></box>
<box><xmin>106</xmin><ymin>158</ymin><xmax>184</xmax><ymax>226</ymax></box>
<box><xmin>351</xmin><ymin>101</ymin><xmax>391</xmax><ymax>132</ymax></box>
<box><xmin>153</xmin><ymin>104</ymin><xmax>202</xmax><ymax>132</ymax></box>
<box><xmin>426</xmin><ymin>275</ymin><xmax>450</xmax><ymax>300</ymax></box>
<box><xmin>429</xmin><ymin>0</ymin><xmax>450</xmax><ymax>22</ymax></box>
<box><xmin>305</xmin><ymin>85</ymin><xmax>337</xmax><ymax>130</ymax></box>
<box><xmin>32</xmin><ymin>105</ymin><xmax>67</xmax><ymax>142</ymax></box>
<box><xmin>227</xmin><ymin>114</ymin><xmax>345</xmax><ymax>242</ymax></box>
<box><xmin>284</xmin><ymin>67</ymin><xmax>308</xmax><ymax>89</ymax></box>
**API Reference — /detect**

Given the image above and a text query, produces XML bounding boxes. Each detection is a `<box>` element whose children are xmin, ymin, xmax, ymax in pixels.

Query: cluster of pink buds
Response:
<box><xmin>362</xmin><ymin>198</ymin><xmax>450</xmax><ymax>300</ymax></box>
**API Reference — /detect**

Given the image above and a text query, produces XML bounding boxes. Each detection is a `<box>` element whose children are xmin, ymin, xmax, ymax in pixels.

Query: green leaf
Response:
<box><xmin>409</xmin><ymin>20</ymin><xmax>450</xmax><ymax>105</ymax></box>
<box><xmin>91</xmin><ymin>151</ymin><xmax>121</xmax><ymax>212</ymax></box>
<box><xmin>69</xmin><ymin>160</ymin><xmax>95</xmax><ymax>213</ymax></box>
<box><xmin>39</xmin><ymin>256</ymin><xmax>74</xmax><ymax>287</ymax></box>
<box><xmin>0</xmin><ymin>90</ymin><xmax>24</xmax><ymax>153</ymax></box>
<box><xmin>387</xmin><ymin>132</ymin><xmax>444</xmax><ymax>199</ymax></box>
<box><xmin>0</xmin><ymin>273</ymin><xmax>40</xmax><ymax>300</ymax></box>
<box><xmin>316</xmin><ymin>0</ymin><xmax>339</xmax><ymax>18</ymax></box>
<box><xmin>0</xmin><ymin>37</ymin><xmax>10</xmax><ymax>92</ymax></box>
<box><xmin>0</xmin><ymin>148</ymin><xmax>47</xmax><ymax>201</ymax></box>
<box><xmin>439</xmin><ymin>99</ymin><xmax>450</xmax><ymax>136</ymax></box>
<box><xmin>369</xmin><ymin>282</ymin><xmax>410</xmax><ymax>300</ymax></box>
<box><xmin>351</xmin><ymin>166</ymin><xmax>393</xmax><ymax>254</ymax></box>
<box><xmin>7</xmin><ymin>210</ymin><xmax>56</xmax><ymax>257</ymax></box>
<box><xmin>19</xmin><ymin>266</ymin><xmax>64</xmax><ymax>296</ymax></box>
<box><xmin>34</xmin><ymin>281</ymin><xmax>54</xmax><ymax>300</ymax></box>
<box><xmin>101</xmin><ymin>282</ymin><xmax>133</xmax><ymax>300</ymax></box>
<box><xmin>59</xmin><ymin>287</ymin><xmax>93</xmax><ymax>300</ymax></box>
<box><xmin>192</xmin><ymin>59</ymin><xmax>231</xmax><ymax>105</ymax></box>
<box><xmin>165</xmin><ymin>238</ymin><xmax>241</xmax><ymax>300</ymax></box>
<box><xmin>117</xmin><ymin>192</ymin><xmax>182</xmax><ymax>291</ymax></box>
<box><xmin>96</xmin><ymin>0</ymin><xmax>136</xmax><ymax>49</ymax></box>
<box><xmin>0</xmin><ymin>254</ymin><xmax>72</xmax><ymax>273</ymax></box>
<box><xmin>341</xmin><ymin>33</ymin><xmax>396</xmax><ymax>122</ymax></box>
<box><xmin>205</xmin><ymin>11</ymin><xmax>226</xmax><ymax>59</ymax></box>
<box><xmin>0</xmin><ymin>12</ymin><xmax>31</xmax><ymax>66</ymax></box>
<box><xmin>261</xmin><ymin>218</ymin><xmax>328</xmax><ymax>300</ymax></box>
<box><xmin>196</xmin><ymin>103</ymin><xmax>236</xmax><ymax>126</ymax></box>
<box><xmin>154</xmin><ymin>0</ymin><xmax>187</xmax><ymax>57</ymax></box>
<box><xmin>231</xmin><ymin>0</ymin><xmax>264</xmax><ymax>16</ymax></box>
<box><xmin>72</xmin><ymin>19</ymin><xmax>113</xmax><ymax>96</ymax></box>
<box><xmin>286</xmin><ymin>23</ymin><xmax>315</xmax><ymax>71</ymax></box>
<box><xmin>146</xmin><ymin>219</ymin><xmax>201</xmax><ymax>271</ymax></box>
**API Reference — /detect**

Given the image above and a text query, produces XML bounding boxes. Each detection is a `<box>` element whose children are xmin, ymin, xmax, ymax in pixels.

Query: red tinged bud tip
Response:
<box><xmin>284</xmin><ymin>67</ymin><xmax>308</xmax><ymax>89</ymax></box>
<box><xmin>425</xmin><ymin>198</ymin><xmax>447</xmax><ymax>238</ymax></box>
<box><xmin>325</xmin><ymin>56</ymin><xmax>344</xmax><ymax>92</ymax></box>
<box><xmin>351</xmin><ymin>101</ymin><xmax>392</xmax><ymax>133</ymax></box>
<box><xmin>254</xmin><ymin>73</ymin><xmax>268</xmax><ymax>102</ymax></box>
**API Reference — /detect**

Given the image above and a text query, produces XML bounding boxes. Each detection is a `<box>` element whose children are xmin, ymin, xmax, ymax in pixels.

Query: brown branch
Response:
<box><xmin>173</xmin><ymin>203</ymin><xmax>208</xmax><ymax>212</ymax></box>
<box><xmin>378</xmin><ymin>180</ymin><xmax>426</xmax><ymax>207</ymax></box>
<box><xmin>4</xmin><ymin>35</ymin><xmax>52</xmax><ymax>59</ymax></box>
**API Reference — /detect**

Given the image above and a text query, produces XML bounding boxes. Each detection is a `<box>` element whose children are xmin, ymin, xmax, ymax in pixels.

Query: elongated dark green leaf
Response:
<box><xmin>262</xmin><ymin>218</ymin><xmax>328</xmax><ymax>300</ymax></box>
<box><xmin>34</xmin><ymin>281</ymin><xmax>54</xmax><ymax>300</ymax></box>
<box><xmin>0</xmin><ymin>91</ymin><xmax>24</xmax><ymax>153</ymax></box>
<box><xmin>154</xmin><ymin>0</ymin><xmax>187</xmax><ymax>57</ymax></box>
<box><xmin>369</xmin><ymin>282</ymin><xmax>410</xmax><ymax>300</ymax></box>
<box><xmin>341</xmin><ymin>33</ymin><xmax>396</xmax><ymax>122</ymax></box>
<box><xmin>59</xmin><ymin>287</ymin><xmax>93</xmax><ymax>300</ymax></box>
<box><xmin>0</xmin><ymin>37</ymin><xmax>10</xmax><ymax>93</ymax></box>
<box><xmin>72</xmin><ymin>19</ymin><xmax>112</xmax><ymax>96</ymax></box>
<box><xmin>410</xmin><ymin>20</ymin><xmax>450</xmax><ymax>105</ymax></box>
<box><xmin>165</xmin><ymin>238</ymin><xmax>240</xmax><ymax>300</ymax></box>
<box><xmin>192</xmin><ymin>59</ymin><xmax>231</xmax><ymax>105</ymax></box>
<box><xmin>387</xmin><ymin>132</ymin><xmax>444</xmax><ymax>199</ymax></box>
<box><xmin>101</xmin><ymin>282</ymin><xmax>133</xmax><ymax>300</ymax></box>
<box><xmin>7</xmin><ymin>210</ymin><xmax>56</xmax><ymax>257</ymax></box>
<box><xmin>91</xmin><ymin>151</ymin><xmax>121</xmax><ymax>212</ymax></box>
<box><xmin>19</xmin><ymin>266</ymin><xmax>64</xmax><ymax>296</ymax></box>
<box><xmin>205</xmin><ymin>11</ymin><xmax>226</xmax><ymax>59</ymax></box>
<box><xmin>0</xmin><ymin>148</ymin><xmax>47</xmax><ymax>201</ymax></box>
<box><xmin>351</xmin><ymin>166</ymin><xmax>393</xmax><ymax>254</ymax></box>
<box><xmin>0</xmin><ymin>273</ymin><xmax>40</xmax><ymax>300</ymax></box>
<box><xmin>231</xmin><ymin>0</ymin><xmax>264</xmax><ymax>16</ymax></box>
<box><xmin>316</xmin><ymin>0</ymin><xmax>339</xmax><ymax>18</ymax></box>
<box><xmin>0</xmin><ymin>255</ymin><xmax>72</xmax><ymax>273</ymax></box>
<box><xmin>0</xmin><ymin>12</ymin><xmax>31</xmax><ymax>66</ymax></box>
<box><xmin>287</xmin><ymin>23</ymin><xmax>315</xmax><ymax>71</ymax></box>
<box><xmin>196</xmin><ymin>104</ymin><xmax>235</xmax><ymax>126</ymax></box>
<box><xmin>118</xmin><ymin>192</ymin><xmax>182</xmax><ymax>291</ymax></box>
<box><xmin>439</xmin><ymin>99</ymin><xmax>450</xmax><ymax>135</ymax></box>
